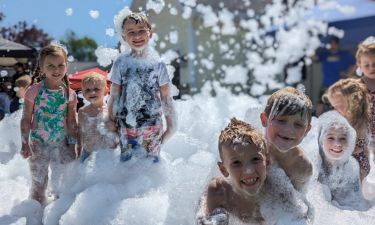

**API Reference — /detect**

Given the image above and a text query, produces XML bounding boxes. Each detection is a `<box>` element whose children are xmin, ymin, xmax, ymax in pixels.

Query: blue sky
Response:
<box><xmin>1</xmin><ymin>0</ymin><xmax>375</xmax><ymax>49</ymax></box>
<box><xmin>0</xmin><ymin>0</ymin><xmax>132</xmax><ymax>47</ymax></box>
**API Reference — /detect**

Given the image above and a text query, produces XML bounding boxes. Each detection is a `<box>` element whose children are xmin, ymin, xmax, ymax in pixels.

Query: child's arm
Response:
<box><xmin>66</xmin><ymin>96</ymin><xmax>78</xmax><ymax>158</ymax></box>
<box><xmin>197</xmin><ymin>178</ymin><xmax>229</xmax><ymax>225</ymax></box>
<box><xmin>20</xmin><ymin>99</ymin><xmax>33</xmax><ymax>158</ymax></box>
<box><xmin>160</xmin><ymin>84</ymin><xmax>177</xmax><ymax>144</ymax></box>
<box><xmin>76</xmin><ymin>110</ymin><xmax>83</xmax><ymax>158</ymax></box>
<box><xmin>292</xmin><ymin>149</ymin><xmax>313</xmax><ymax>192</ymax></box>
<box><xmin>107</xmin><ymin>83</ymin><xmax>120</xmax><ymax>122</ymax></box>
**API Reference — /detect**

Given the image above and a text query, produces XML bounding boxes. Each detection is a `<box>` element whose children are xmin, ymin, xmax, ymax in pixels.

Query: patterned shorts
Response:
<box><xmin>120</xmin><ymin>125</ymin><xmax>162</xmax><ymax>157</ymax></box>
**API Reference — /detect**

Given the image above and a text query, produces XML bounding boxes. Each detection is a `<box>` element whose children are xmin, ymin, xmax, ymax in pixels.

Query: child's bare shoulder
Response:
<box><xmin>294</xmin><ymin>147</ymin><xmax>312</xmax><ymax>167</ymax></box>
<box><xmin>207</xmin><ymin>177</ymin><xmax>228</xmax><ymax>195</ymax></box>
<box><xmin>206</xmin><ymin>177</ymin><xmax>232</xmax><ymax>207</ymax></box>
<box><xmin>289</xmin><ymin>146</ymin><xmax>313</xmax><ymax>186</ymax></box>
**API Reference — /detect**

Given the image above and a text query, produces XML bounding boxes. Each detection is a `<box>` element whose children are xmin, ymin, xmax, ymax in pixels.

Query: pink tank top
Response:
<box><xmin>24</xmin><ymin>82</ymin><xmax>77</xmax><ymax>143</ymax></box>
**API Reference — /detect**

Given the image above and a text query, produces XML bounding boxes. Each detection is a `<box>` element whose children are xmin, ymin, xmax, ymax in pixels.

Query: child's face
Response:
<box><xmin>40</xmin><ymin>55</ymin><xmax>67</xmax><ymax>83</ymax></box>
<box><xmin>122</xmin><ymin>19</ymin><xmax>152</xmax><ymax>51</ymax></box>
<box><xmin>261</xmin><ymin>112</ymin><xmax>310</xmax><ymax>152</ymax></box>
<box><xmin>15</xmin><ymin>86</ymin><xmax>26</xmax><ymax>98</ymax></box>
<box><xmin>82</xmin><ymin>80</ymin><xmax>106</xmax><ymax>106</ymax></box>
<box><xmin>218</xmin><ymin>142</ymin><xmax>267</xmax><ymax>197</ymax></box>
<box><xmin>329</xmin><ymin>93</ymin><xmax>348</xmax><ymax>116</ymax></box>
<box><xmin>358</xmin><ymin>53</ymin><xmax>375</xmax><ymax>80</ymax></box>
<box><xmin>322</xmin><ymin>127</ymin><xmax>349</xmax><ymax>160</ymax></box>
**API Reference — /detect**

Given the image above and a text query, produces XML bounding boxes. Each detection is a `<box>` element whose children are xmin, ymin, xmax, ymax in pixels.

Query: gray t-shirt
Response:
<box><xmin>109</xmin><ymin>53</ymin><xmax>170</xmax><ymax>128</ymax></box>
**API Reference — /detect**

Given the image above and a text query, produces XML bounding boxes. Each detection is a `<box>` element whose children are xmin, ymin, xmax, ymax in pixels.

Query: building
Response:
<box><xmin>130</xmin><ymin>0</ymin><xmax>272</xmax><ymax>94</ymax></box>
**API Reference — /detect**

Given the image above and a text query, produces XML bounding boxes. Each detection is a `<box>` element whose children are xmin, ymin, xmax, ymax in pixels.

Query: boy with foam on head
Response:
<box><xmin>260</xmin><ymin>87</ymin><xmax>313</xmax><ymax>192</ymax></box>
<box><xmin>197</xmin><ymin>118</ymin><xmax>269</xmax><ymax>224</ymax></box>
<box><xmin>77</xmin><ymin>72</ymin><xmax>118</xmax><ymax>162</ymax></box>
<box><xmin>108</xmin><ymin>11</ymin><xmax>176</xmax><ymax>163</ymax></box>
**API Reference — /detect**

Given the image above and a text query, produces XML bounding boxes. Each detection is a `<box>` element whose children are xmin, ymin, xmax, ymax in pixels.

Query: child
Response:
<box><xmin>108</xmin><ymin>12</ymin><xmax>176</xmax><ymax>163</ymax></box>
<box><xmin>197</xmin><ymin>118</ymin><xmax>313</xmax><ymax>225</ymax></box>
<box><xmin>356</xmin><ymin>37</ymin><xmax>375</xmax><ymax>150</ymax></box>
<box><xmin>260</xmin><ymin>87</ymin><xmax>313</xmax><ymax>192</ymax></box>
<box><xmin>20</xmin><ymin>44</ymin><xmax>78</xmax><ymax>205</ymax></box>
<box><xmin>317</xmin><ymin>110</ymin><xmax>365</xmax><ymax>208</ymax></box>
<box><xmin>325</xmin><ymin>78</ymin><xmax>371</xmax><ymax>180</ymax></box>
<box><xmin>77</xmin><ymin>72</ymin><xmax>118</xmax><ymax>162</ymax></box>
<box><xmin>10</xmin><ymin>75</ymin><xmax>32</xmax><ymax>112</ymax></box>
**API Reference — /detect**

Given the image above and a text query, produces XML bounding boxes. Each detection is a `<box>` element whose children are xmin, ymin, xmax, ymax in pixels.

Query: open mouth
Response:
<box><xmin>132</xmin><ymin>40</ymin><xmax>147</xmax><ymax>47</ymax></box>
<box><xmin>330</xmin><ymin>148</ymin><xmax>343</xmax><ymax>153</ymax></box>
<box><xmin>241</xmin><ymin>177</ymin><xmax>258</xmax><ymax>186</ymax></box>
<box><xmin>278</xmin><ymin>134</ymin><xmax>293</xmax><ymax>141</ymax></box>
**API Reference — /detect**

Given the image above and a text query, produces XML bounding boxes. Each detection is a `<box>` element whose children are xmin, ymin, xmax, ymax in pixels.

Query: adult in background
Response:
<box><xmin>315</xmin><ymin>36</ymin><xmax>356</xmax><ymax>115</ymax></box>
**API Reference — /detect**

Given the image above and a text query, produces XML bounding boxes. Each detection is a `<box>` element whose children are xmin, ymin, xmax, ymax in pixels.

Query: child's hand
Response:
<box><xmin>203</xmin><ymin>208</ymin><xmax>229</xmax><ymax>225</ymax></box>
<box><xmin>21</xmin><ymin>144</ymin><xmax>31</xmax><ymax>158</ymax></box>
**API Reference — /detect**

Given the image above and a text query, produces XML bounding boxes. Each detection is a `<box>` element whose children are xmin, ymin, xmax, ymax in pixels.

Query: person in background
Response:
<box><xmin>0</xmin><ymin>80</ymin><xmax>12</xmax><ymax>120</ymax></box>
<box><xmin>10</xmin><ymin>75</ymin><xmax>32</xmax><ymax>113</ymax></box>
<box><xmin>12</xmin><ymin>62</ymin><xmax>27</xmax><ymax>83</ymax></box>
<box><xmin>315</xmin><ymin>36</ymin><xmax>356</xmax><ymax>116</ymax></box>
<box><xmin>324</xmin><ymin>78</ymin><xmax>371</xmax><ymax>181</ymax></box>
<box><xmin>355</xmin><ymin>36</ymin><xmax>375</xmax><ymax>156</ymax></box>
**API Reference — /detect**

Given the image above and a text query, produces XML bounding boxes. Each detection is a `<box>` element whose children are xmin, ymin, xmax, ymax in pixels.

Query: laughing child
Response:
<box><xmin>197</xmin><ymin>118</ymin><xmax>313</xmax><ymax>225</ymax></box>
<box><xmin>317</xmin><ymin>110</ymin><xmax>368</xmax><ymax>208</ymax></box>
<box><xmin>260</xmin><ymin>87</ymin><xmax>313</xmax><ymax>192</ymax></box>
<box><xmin>108</xmin><ymin>12</ymin><xmax>176</xmax><ymax>163</ymax></box>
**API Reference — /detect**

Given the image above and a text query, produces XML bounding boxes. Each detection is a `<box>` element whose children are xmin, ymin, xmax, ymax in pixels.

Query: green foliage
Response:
<box><xmin>60</xmin><ymin>30</ymin><xmax>98</xmax><ymax>62</ymax></box>
<box><xmin>0</xmin><ymin>13</ymin><xmax>51</xmax><ymax>48</ymax></box>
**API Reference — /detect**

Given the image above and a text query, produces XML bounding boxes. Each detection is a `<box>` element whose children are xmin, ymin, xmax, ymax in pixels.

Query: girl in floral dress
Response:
<box><xmin>20</xmin><ymin>43</ymin><xmax>78</xmax><ymax>205</ymax></box>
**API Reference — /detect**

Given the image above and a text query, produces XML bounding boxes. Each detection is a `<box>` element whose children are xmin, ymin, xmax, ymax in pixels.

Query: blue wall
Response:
<box><xmin>329</xmin><ymin>15</ymin><xmax>375</xmax><ymax>52</ymax></box>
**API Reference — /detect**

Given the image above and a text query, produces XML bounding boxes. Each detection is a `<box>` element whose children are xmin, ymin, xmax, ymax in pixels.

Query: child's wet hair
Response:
<box><xmin>218</xmin><ymin>117</ymin><xmax>266</xmax><ymax>160</ymax></box>
<box><xmin>122</xmin><ymin>12</ymin><xmax>151</xmax><ymax>31</ymax></box>
<box><xmin>325</xmin><ymin>78</ymin><xmax>370</xmax><ymax>130</ymax></box>
<box><xmin>355</xmin><ymin>36</ymin><xmax>375</xmax><ymax>63</ymax></box>
<box><xmin>264</xmin><ymin>87</ymin><xmax>313</xmax><ymax>122</ymax></box>
<box><xmin>82</xmin><ymin>72</ymin><xmax>107</xmax><ymax>88</ymax></box>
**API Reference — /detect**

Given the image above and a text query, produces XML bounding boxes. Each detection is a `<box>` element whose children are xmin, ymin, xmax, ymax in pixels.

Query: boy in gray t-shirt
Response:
<box><xmin>108</xmin><ymin>12</ymin><xmax>176</xmax><ymax>163</ymax></box>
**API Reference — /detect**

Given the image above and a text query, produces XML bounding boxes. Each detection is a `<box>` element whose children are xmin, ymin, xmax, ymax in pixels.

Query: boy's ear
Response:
<box><xmin>304</xmin><ymin>123</ymin><xmax>312</xmax><ymax>136</ymax></box>
<box><xmin>218</xmin><ymin>162</ymin><xmax>229</xmax><ymax>177</ymax></box>
<box><xmin>149</xmin><ymin>30</ymin><xmax>153</xmax><ymax>39</ymax></box>
<box><xmin>260</xmin><ymin>112</ymin><xmax>268</xmax><ymax>127</ymax></box>
<box><xmin>266</xmin><ymin>152</ymin><xmax>271</xmax><ymax>167</ymax></box>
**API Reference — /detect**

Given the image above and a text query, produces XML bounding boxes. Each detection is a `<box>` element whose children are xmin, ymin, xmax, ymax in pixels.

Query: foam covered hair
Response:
<box><xmin>318</xmin><ymin>110</ymin><xmax>356</xmax><ymax>163</ymax></box>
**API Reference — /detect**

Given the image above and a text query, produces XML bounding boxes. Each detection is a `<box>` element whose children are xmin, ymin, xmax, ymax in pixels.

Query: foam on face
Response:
<box><xmin>318</xmin><ymin>110</ymin><xmax>356</xmax><ymax>165</ymax></box>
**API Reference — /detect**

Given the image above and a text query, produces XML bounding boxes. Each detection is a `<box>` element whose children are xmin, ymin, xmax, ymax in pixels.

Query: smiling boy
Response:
<box><xmin>108</xmin><ymin>12</ymin><xmax>176</xmax><ymax>163</ymax></box>
<box><xmin>77</xmin><ymin>73</ymin><xmax>118</xmax><ymax>162</ymax></box>
<box><xmin>197</xmin><ymin>118</ymin><xmax>269</xmax><ymax>224</ymax></box>
<box><xmin>260</xmin><ymin>87</ymin><xmax>313</xmax><ymax>192</ymax></box>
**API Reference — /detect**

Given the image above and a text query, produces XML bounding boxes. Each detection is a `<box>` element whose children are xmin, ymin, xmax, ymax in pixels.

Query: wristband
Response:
<box><xmin>66</xmin><ymin>136</ymin><xmax>77</xmax><ymax>145</ymax></box>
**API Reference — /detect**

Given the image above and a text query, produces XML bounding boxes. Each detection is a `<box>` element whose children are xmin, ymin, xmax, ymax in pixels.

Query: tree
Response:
<box><xmin>60</xmin><ymin>30</ymin><xmax>98</xmax><ymax>62</ymax></box>
<box><xmin>0</xmin><ymin>13</ymin><xmax>52</xmax><ymax>49</ymax></box>
<box><xmin>0</xmin><ymin>12</ymin><xmax>4</xmax><ymax>22</ymax></box>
